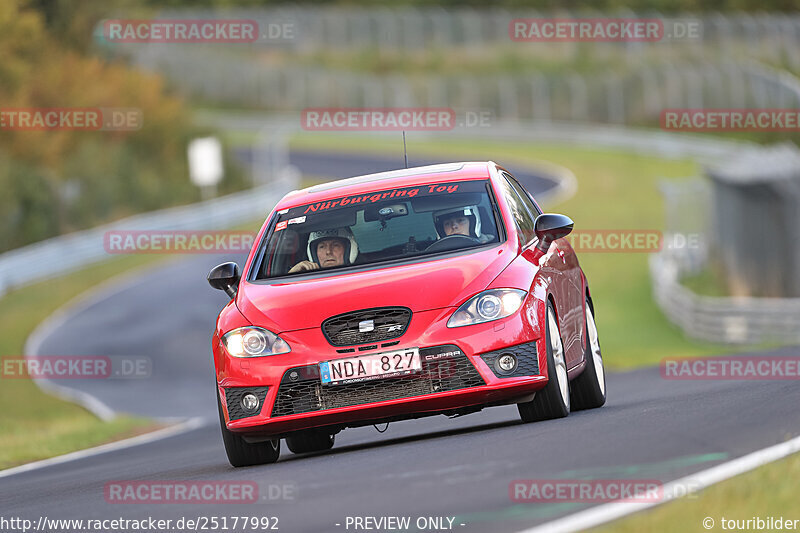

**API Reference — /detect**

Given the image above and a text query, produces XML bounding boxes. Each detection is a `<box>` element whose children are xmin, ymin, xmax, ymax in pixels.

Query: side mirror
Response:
<box><xmin>207</xmin><ymin>262</ymin><xmax>240</xmax><ymax>299</ymax></box>
<box><xmin>534</xmin><ymin>213</ymin><xmax>574</xmax><ymax>252</ymax></box>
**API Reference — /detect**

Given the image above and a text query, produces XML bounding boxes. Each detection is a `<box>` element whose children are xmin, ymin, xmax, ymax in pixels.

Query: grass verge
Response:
<box><xmin>0</xmin><ymin>254</ymin><xmax>164</xmax><ymax>469</ymax></box>
<box><xmin>596</xmin><ymin>449</ymin><xmax>800</xmax><ymax>532</ymax></box>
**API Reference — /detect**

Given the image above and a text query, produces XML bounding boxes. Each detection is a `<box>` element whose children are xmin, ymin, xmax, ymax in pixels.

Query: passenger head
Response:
<box><xmin>306</xmin><ymin>228</ymin><xmax>359</xmax><ymax>267</ymax></box>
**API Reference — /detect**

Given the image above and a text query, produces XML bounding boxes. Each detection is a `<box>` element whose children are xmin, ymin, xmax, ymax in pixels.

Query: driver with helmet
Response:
<box><xmin>432</xmin><ymin>205</ymin><xmax>494</xmax><ymax>243</ymax></box>
<box><xmin>288</xmin><ymin>227</ymin><xmax>359</xmax><ymax>273</ymax></box>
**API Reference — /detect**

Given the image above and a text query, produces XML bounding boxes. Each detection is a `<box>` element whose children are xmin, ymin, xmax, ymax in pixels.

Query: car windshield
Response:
<box><xmin>252</xmin><ymin>179</ymin><xmax>502</xmax><ymax>279</ymax></box>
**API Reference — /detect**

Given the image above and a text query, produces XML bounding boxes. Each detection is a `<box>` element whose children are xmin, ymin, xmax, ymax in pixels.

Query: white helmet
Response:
<box><xmin>433</xmin><ymin>205</ymin><xmax>481</xmax><ymax>239</ymax></box>
<box><xmin>307</xmin><ymin>227</ymin><xmax>359</xmax><ymax>265</ymax></box>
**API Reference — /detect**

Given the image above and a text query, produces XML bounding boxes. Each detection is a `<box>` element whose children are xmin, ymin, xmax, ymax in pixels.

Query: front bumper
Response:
<box><xmin>216</xmin><ymin>307</ymin><xmax>546</xmax><ymax>437</ymax></box>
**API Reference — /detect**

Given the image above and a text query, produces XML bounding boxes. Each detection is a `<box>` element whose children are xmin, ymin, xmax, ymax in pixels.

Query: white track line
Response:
<box><xmin>0</xmin><ymin>416</ymin><xmax>207</xmax><ymax>479</ymax></box>
<box><xmin>519</xmin><ymin>433</ymin><xmax>800</xmax><ymax>532</ymax></box>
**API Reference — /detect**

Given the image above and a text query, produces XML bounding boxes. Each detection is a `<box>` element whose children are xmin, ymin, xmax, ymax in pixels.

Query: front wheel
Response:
<box><xmin>570</xmin><ymin>296</ymin><xmax>607</xmax><ymax>410</ymax></box>
<box><xmin>217</xmin><ymin>390</ymin><xmax>280</xmax><ymax>467</ymax></box>
<box><xmin>518</xmin><ymin>301</ymin><xmax>570</xmax><ymax>422</ymax></box>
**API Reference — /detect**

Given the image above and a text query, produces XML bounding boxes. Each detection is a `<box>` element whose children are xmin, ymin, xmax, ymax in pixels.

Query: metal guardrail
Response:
<box><xmin>650</xmin><ymin>247</ymin><xmax>800</xmax><ymax>345</ymax></box>
<box><xmin>0</xmin><ymin>176</ymin><xmax>296</xmax><ymax>296</ymax></box>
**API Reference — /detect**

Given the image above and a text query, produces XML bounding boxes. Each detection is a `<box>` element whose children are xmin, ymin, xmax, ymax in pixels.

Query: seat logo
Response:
<box><xmin>358</xmin><ymin>320</ymin><xmax>375</xmax><ymax>333</ymax></box>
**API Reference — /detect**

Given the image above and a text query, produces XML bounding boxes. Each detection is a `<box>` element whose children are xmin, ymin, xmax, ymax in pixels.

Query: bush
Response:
<box><xmin>0</xmin><ymin>0</ymin><xmax>247</xmax><ymax>252</ymax></box>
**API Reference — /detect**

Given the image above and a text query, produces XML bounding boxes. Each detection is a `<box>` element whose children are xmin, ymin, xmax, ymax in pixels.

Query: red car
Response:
<box><xmin>208</xmin><ymin>161</ymin><xmax>606</xmax><ymax>467</ymax></box>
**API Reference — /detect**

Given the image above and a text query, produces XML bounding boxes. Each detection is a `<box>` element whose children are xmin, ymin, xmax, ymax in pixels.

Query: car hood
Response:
<box><xmin>238</xmin><ymin>245</ymin><xmax>514</xmax><ymax>332</ymax></box>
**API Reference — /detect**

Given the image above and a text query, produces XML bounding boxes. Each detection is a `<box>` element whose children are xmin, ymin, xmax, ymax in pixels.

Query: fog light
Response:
<box><xmin>496</xmin><ymin>353</ymin><xmax>517</xmax><ymax>374</ymax></box>
<box><xmin>241</xmin><ymin>393</ymin><xmax>260</xmax><ymax>412</ymax></box>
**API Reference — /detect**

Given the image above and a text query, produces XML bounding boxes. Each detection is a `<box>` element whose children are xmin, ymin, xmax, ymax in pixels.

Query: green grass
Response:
<box><xmin>596</xmin><ymin>449</ymin><xmax>800</xmax><ymax>533</ymax></box>
<box><xmin>680</xmin><ymin>266</ymin><xmax>731</xmax><ymax>297</ymax></box>
<box><xmin>0</xmin><ymin>254</ymin><xmax>163</xmax><ymax>469</ymax></box>
<box><xmin>283</xmin><ymin>132</ymin><xmax>729</xmax><ymax>368</ymax></box>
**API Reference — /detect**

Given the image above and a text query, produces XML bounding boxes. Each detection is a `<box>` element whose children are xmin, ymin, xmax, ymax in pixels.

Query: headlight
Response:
<box><xmin>447</xmin><ymin>289</ymin><xmax>527</xmax><ymax>328</ymax></box>
<box><xmin>222</xmin><ymin>327</ymin><xmax>291</xmax><ymax>357</ymax></box>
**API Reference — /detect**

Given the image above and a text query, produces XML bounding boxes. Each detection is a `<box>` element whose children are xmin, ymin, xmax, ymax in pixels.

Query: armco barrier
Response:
<box><xmin>0</xmin><ymin>175</ymin><xmax>296</xmax><ymax>296</ymax></box>
<box><xmin>650</xmin><ymin>249</ymin><xmax>800</xmax><ymax>344</ymax></box>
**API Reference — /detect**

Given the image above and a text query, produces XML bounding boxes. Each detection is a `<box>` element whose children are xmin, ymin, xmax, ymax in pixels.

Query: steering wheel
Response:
<box><xmin>423</xmin><ymin>234</ymin><xmax>481</xmax><ymax>253</ymax></box>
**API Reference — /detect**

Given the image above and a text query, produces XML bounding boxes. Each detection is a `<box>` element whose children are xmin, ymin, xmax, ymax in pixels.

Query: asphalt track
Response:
<box><xmin>4</xmin><ymin>151</ymin><xmax>800</xmax><ymax>533</ymax></box>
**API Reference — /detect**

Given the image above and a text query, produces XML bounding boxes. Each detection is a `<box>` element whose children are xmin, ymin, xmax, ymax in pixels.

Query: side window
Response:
<box><xmin>501</xmin><ymin>176</ymin><xmax>537</xmax><ymax>245</ymax></box>
<box><xmin>504</xmin><ymin>172</ymin><xmax>542</xmax><ymax>216</ymax></box>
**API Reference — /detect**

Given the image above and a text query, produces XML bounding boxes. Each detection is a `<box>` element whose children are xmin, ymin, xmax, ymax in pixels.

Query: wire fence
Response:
<box><xmin>115</xmin><ymin>48</ymin><xmax>800</xmax><ymax>126</ymax></box>
<box><xmin>100</xmin><ymin>8</ymin><xmax>800</xmax><ymax>126</ymax></box>
<box><xmin>138</xmin><ymin>8</ymin><xmax>800</xmax><ymax>65</ymax></box>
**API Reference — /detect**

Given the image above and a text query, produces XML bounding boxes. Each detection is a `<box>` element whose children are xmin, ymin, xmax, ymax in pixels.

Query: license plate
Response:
<box><xmin>320</xmin><ymin>347</ymin><xmax>421</xmax><ymax>385</ymax></box>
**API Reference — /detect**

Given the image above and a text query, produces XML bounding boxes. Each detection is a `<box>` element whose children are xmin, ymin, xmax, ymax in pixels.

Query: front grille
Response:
<box><xmin>322</xmin><ymin>307</ymin><xmax>411</xmax><ymax>346</ymax></box>
<box><xmin>271</xmin><ymin>345</ymin><xmax>485</xmax><ymax>417</ymax></box>
<box><xmin>225</xmin><ymin>386</ymin><xmax>269</xmax><ymax>420</ymax></box>
<box><xmin>480</xmin><ymin>342</ymin><xmax>539</xmax><ymax>378</ymax></box>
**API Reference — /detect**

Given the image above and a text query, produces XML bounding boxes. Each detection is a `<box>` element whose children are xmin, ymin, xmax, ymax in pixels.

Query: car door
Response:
<box><xmin>501</xmin><ymin>172</ymin><xmax>584</xmax><ymax>369</ymax></box>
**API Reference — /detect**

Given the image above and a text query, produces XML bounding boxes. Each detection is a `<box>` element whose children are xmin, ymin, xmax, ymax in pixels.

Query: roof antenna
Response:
<box><xmin>402</xmin><ymin>130</ymin><xmax>409</xmax><ymax>169</ymax></box>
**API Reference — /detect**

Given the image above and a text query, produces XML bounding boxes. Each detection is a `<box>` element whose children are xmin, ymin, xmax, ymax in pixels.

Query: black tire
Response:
<box><xmin>286</xmin><ymin>430</ymin><xmax>336</xmax><ymax>454</ymax></box>
<box><xmin>570</xmin><ymin>296</ymin><xmax>607</xmax><ymax>410</ymax></box>
<box><xmin>518</xmin><ymin>301</ymin><xmax>571</xmax><ymax>422</ymax></box>
<box><xmin>217</xmin><ymin>391</ymin><xmax>280</xmax><ymax>467</ymax></box>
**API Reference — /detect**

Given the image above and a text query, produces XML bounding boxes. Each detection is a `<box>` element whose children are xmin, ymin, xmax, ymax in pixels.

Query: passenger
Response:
<box><xmin>288</xmin><ymin>228</ymin><xmax>359</xmax><ymax>273</ymax></box>
<box><xmin>432</xmin><ymin>206</ymin><xmax>494</xmax><ymax>243</ymax></box>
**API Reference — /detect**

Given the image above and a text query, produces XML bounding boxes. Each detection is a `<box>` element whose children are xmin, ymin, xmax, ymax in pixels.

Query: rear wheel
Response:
<box><xmin>518</xmin><ymin>301</ymin><xmax>570</xmax><ymax>422</ymax></box>
<box><xmin>570</xmin><ymin>296</ymin><xmax>607</xmax><ymax>410</ymax></box>
<box><xmin>286</xmin><ymin>430</ymin><xmax>335</xmax><ymax>454</ymax></box>
<box><xmin>217</xmin><ymin>390</ymin><xmax>280</xmax><ymax>467</ymax></box>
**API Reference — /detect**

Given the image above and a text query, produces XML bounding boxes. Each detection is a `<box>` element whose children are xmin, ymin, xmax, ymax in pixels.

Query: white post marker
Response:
<box><xmin>188</xmin><ymin>136</ymin><xmax>223</xmax><ymax>200</ymax></box>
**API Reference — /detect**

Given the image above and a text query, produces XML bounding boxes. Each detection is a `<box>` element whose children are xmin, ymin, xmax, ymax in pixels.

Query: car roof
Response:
<box><xmin>275</xmin><ymin>161</ymin><xmax>496</xmax><ymax>210</ymax></box>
